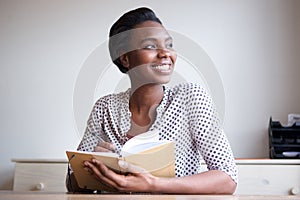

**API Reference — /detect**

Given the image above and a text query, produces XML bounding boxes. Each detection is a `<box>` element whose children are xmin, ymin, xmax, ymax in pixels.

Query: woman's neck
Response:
<box><xmin>129</xmin><ymin>84</ymin><xmax>164</xmax><ymax>111</ymax></box>
<box><xmin>128</xmin><ymin>84</ymin><xmax>163</xmax><ymax>133</ymax></box>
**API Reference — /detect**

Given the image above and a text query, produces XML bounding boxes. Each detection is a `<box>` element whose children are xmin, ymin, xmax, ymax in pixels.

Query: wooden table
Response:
<box><xmin>0</xmin><ymin>192</ymin><xmax>300</xmax><ymax>200</ymax></box>
<box><xmin>11</xmin><ymin>159</ymin><xmax>300</xmax><ymax>195</ymax></box>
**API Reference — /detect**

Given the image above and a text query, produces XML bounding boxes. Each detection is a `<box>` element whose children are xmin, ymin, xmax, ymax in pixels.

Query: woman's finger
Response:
<box><xmin>94</xmin><ymin>145</ymin><xmax>112</xmax><ymax>152</ymax></box>
<box><xmin>84</xmin><ymin>159</ymin><xmax>120</xmax><ymax>189</ymax></box>
<box><xmin>94</xmin><ymin>142</ymin><xmax>116</xmax><ymax>152</ymax></box>
<box><xmin>118</xmin><ymin>160</ymin><xmax>148</xmax><ymax>174</ymax></box>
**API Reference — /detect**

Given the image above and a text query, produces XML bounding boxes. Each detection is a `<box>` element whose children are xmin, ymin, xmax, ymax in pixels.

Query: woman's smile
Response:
<box><xmin>150</xmin><ymin>62</ymin><xmax>172</xmax><ymax>73</ymax></box>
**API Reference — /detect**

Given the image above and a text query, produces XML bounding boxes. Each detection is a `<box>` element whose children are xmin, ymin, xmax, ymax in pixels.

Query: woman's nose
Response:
<box><xmin>157</xmin><ymin>48</ymin><xmax>171</xmax><ymax>58</ymax></box>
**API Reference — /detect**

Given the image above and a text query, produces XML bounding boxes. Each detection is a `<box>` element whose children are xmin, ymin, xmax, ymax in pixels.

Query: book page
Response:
<box><xmin>121</xmin><ymin>129</ymin><xmax>170</xmax><ymax>155</ymax></box>
<box><xmin>68</xmin><ymin>150</ymin><xmax>119</xmax><ymax>157</ymax></box>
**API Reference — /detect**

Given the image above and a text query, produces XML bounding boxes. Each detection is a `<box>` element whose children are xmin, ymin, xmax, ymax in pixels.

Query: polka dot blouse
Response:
<box><xmin>77</xmin><ymin>82</ymin><xmax>238</xmax><ymax>184</ymax></box>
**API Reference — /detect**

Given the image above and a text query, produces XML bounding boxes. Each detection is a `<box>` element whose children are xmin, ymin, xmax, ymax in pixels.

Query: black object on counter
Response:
<box><xmin>269</xmin><ymin>117</ymin><xmax>300</xmax><ymax>159</ymax></box>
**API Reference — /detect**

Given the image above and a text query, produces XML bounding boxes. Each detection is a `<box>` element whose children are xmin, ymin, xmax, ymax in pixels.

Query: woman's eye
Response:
<box><xmin>166</xmin><ymin>43</ymin><xmax>173</xmax><ymax>49</ymax></box>
<box><xmin>143</xmin><ymin>44</ymin><xmax>156</xmax><ymax>49</ymax></box>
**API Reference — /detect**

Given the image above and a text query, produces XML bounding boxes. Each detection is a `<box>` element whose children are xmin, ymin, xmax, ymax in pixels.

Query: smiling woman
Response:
<box><xmin>67</xmin><ymin>7</ymin><xmax>237</xmax><ymax>194</ymax></box>
<box><xmin>121</xmin><ymin>23</ymin><xmax>177</xmax><ymax>95</ymax></box>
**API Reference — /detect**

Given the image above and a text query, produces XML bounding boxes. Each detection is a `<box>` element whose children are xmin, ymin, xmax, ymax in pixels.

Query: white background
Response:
<box><xmin>0</xmin><ymin>0</ymin><xmax>300</xmax><ymax>190</ymax></box>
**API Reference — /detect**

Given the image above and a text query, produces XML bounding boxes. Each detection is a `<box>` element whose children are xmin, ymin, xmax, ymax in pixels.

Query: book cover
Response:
<box><xmin>66</xmin><ymin>130</ymin><xmax>175</xmax><ymax>191</ymax></box>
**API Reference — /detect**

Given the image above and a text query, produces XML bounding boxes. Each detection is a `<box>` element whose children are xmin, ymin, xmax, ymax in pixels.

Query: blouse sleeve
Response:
<box><xmin>188</xmin><ymin>84</ymin><xmax>238</xmax><ymax>184</ymax></box>
<box><xmin>77</xmin><ymin>99</ymin><xmax>108</xmax><ymax>152</ymax></box>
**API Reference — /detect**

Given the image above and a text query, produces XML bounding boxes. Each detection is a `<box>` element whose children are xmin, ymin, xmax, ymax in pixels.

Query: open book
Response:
<box><xmin>66</xmin><ymin>130</ymin><xmax>175</xmax><ymax>191</ymax></box>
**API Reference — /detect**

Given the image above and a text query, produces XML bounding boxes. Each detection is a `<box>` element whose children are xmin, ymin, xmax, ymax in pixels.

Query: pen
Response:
<box><xmin>91</xmin><ymin>132</ymin><xmax>122</xmax><ymax>157</ymax></box>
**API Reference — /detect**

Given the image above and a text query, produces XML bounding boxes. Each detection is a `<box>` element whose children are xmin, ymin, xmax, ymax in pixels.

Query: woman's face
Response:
<box><xmin>122</xmin><ymin>21</ymin><xmax>177</xmax><ymax>86</ymax></box>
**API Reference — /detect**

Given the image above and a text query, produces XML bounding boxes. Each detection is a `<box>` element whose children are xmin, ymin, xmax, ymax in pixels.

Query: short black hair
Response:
<box><xmin>108</xmin><ymin>7</ymin><xmax>162</xmax><ymax>73</ymax></box>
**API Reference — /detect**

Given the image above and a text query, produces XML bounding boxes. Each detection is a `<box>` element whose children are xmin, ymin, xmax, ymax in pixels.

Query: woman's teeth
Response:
<box><xmin>151</xmin><ymin>64</ymin><xmax>170</xmax><ymax>71</ymax></box>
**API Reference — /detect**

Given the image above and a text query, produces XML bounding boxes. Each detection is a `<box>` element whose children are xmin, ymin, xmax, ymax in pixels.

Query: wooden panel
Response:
<box><xmin>236</xmin><ymin>165</ymin><xmax>300</xmax><ymax>195</ymax></box>
<box><xmin>13</xmin><ymin>163</ymin><xmax>68</xmax><ymax>192</ymax></box>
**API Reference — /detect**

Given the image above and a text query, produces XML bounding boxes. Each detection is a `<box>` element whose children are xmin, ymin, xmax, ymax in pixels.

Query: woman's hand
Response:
<box><xmin>83</xmin><ymin>159</ymin><xmax>236</xmax><ymax>194</ymax></box>
<box><xmin>83</xmin><ymin>159</ymin><xmax>158</xmax><ymax>193</ymax></box>
<box><xmin>93</xmin><ymin>141</ymin><xmax>116</xmax><ymax>153</ymax></box>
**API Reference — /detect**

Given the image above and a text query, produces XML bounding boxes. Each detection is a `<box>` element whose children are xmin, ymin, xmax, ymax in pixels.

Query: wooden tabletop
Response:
<box><xmin>11</xmin><ymin>158</ymin><xmax>300</xmax><ymax>165</ymax></box>
<box><xmin>0</xmin><ymin>192</ymin><xmax>299</xmax><ymax>200</ymax></box>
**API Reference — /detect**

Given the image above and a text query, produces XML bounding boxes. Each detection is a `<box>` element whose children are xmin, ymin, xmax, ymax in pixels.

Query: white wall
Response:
<box><xmin>0</xmin><ymin>0</ymin><xmax>299</xmax><ymax>190</ymax></box>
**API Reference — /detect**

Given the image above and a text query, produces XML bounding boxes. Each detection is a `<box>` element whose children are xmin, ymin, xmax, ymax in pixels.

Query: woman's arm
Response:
<box><xmin>84</xmin><ymin>158</ymin><xmax>236</xmax><ymax>194</ymax></box>
<box><xmin>153</xmin><ymin>170</ymin><xmax>236</xmax><ymax>194</ymax></box>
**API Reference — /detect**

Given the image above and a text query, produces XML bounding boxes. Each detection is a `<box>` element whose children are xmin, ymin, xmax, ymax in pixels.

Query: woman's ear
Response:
<box><xmin>120</xmin><ymin>54</ymin><xmax>130</xmax><ymax>68</ymax></box>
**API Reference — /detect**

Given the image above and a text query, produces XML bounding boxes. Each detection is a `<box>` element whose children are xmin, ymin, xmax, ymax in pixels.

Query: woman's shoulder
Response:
<box><xmin>93</xmin><ymin>89</ymin><xmax>130</xmax><ymax>108</ymax></box>
<box><xmin>166</xmin><ymin>82</ymin><xmax>213</xmax><ymax>105</ymax></box>
<box><xmin>169</xmin><ymin>82</ymin><xmax>208</xmax><ymax>95</ymax></box>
